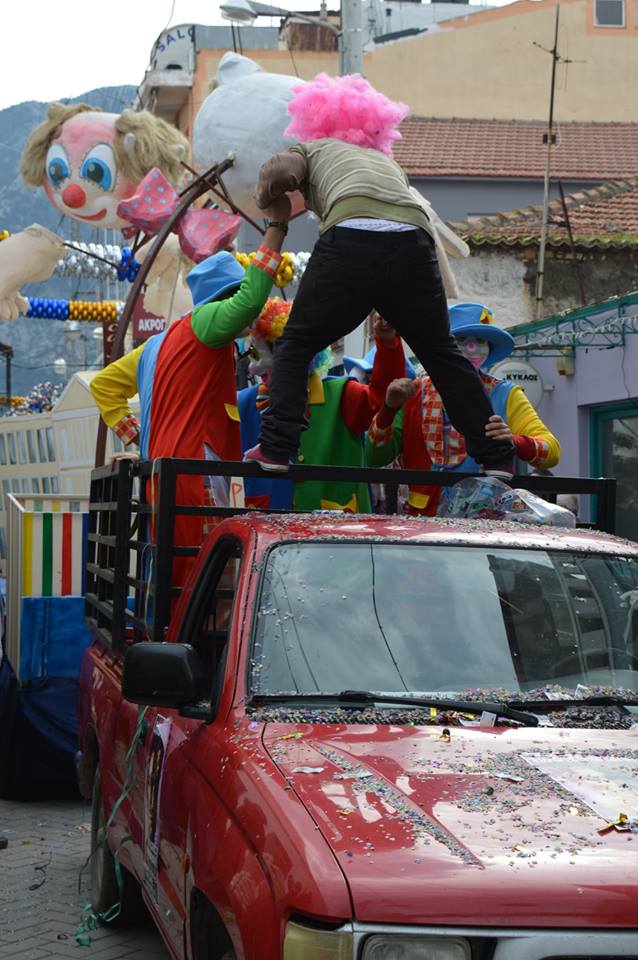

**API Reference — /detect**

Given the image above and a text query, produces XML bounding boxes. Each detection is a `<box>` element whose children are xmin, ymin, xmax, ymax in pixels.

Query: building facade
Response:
<box><xmin>509</xmin><ymin>293</ymin><xmax>638</xmax><ymax>539</ymax></box>
<box><xmin>448</xmin><ymin>178</ymin><xmax>638</xmax><ymax>323</ymax></box>
<box><xmin>138</xmin><ymin>0</ymin><xmax>638</xmax><ymax>135</ymax></box>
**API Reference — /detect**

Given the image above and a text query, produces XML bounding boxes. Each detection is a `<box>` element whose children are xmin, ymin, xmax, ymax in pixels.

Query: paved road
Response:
<box><xmin>0</xmin><ymin>798</ymin><xmax>169</xmax><ymax>960</ymax></box>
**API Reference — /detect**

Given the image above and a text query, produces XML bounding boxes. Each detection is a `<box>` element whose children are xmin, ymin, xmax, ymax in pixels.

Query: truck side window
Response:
<box><xmin>184</xmin><ymin>539</ymin><xmax>241</xmax><ymax>698</ymax></box>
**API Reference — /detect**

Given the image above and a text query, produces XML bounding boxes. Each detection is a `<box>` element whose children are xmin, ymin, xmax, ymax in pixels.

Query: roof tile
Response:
<box><xmin>396</xmin><ymin>117</ymin><xmax>638</xmax><ymax>180</ymax></box>
<box><xmin>449</xmin><ymin>178</ymin><xmax>638</xmax><ymax>248</ymax></box>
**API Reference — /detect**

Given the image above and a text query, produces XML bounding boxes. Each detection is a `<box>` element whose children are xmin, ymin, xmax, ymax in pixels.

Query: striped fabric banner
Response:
<box><xmin>21</xmin><ymin>511</ymin><xmax>87</xmax><ymax>596</ymax></box>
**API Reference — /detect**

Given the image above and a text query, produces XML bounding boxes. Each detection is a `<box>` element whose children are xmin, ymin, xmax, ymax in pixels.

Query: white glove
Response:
<box><xmin>0</xmin><ymin>224</ymin><xmax>65</xmax><ymax>319</ymax></box>
<box><xmin>0</xmin><ymin>292</ymin><xmax>29</xmax><ymax>321</ymax></box>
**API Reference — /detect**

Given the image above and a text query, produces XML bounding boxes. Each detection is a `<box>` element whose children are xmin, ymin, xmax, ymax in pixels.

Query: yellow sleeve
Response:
<box><xmin>506</xmin><ymin>386</ymin><xmax>561</xmax><ymax>468</ymax></box>
<box><xmin>90</xmin><ymin>346</ymin><xmax>143</xmax><ymax>433</ymax></box>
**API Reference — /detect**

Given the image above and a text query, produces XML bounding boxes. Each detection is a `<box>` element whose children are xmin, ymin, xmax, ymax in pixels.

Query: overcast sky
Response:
<box><xmin>1</xmin><ymin>0</ymin><xmax>512</xmax><ymax>111</ymax></box>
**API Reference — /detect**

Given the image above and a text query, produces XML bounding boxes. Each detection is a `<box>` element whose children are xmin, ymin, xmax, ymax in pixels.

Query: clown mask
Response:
<box><xmin>43</xmin><ymin>113</ymin><xmax>136</xmax><ymax>229</ymax></box>
<box><xmin>455</xmin><ymin>335</ymin><xmax>491</xmax><ymax>370</ymax></box>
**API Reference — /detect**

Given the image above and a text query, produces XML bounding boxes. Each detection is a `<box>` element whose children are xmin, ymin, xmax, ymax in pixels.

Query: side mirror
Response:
<box><xmin>123</xmin><ymin>642</ymin><xmax>204</xmax><ymax>709</ymax></box>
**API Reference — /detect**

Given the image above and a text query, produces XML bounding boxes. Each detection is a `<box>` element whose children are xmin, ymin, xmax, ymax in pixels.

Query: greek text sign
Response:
<box><xmin>491</xmin><ymin>359</ymin><xmax>544</xmax><ymax>408</ymax></box>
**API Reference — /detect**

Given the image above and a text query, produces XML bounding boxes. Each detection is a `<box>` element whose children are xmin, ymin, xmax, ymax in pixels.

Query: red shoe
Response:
<box><xmin>244</xmin><ymin>444</ymin><xmax>290</xmax><ymax>473</ymax></box>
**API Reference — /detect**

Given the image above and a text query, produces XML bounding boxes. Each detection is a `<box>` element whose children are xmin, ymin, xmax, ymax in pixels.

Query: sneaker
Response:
<box><xmin>244</xmin><ymin>444</ymin><xmax>290</xmax><ymax>473</ymax></box>
<box><xmin>483</xmin><ymin>462</ymin><xmax>515</xmax><ymax>480</ymax></box>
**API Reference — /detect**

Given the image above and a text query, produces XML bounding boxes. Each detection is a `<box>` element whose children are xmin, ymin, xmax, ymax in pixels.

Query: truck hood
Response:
<box><xmin>263</xmin><ymin>722</ymin><xmax>638</xmax><ymax>927</ymax></box>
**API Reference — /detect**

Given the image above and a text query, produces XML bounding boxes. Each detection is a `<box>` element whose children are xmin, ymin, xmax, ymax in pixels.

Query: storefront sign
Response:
<box><xmin>132</xmin><ymin>297</ymin><xmax>167</xmax><ymax>340</ymax></box>
<box><xmin>491</xmin><ymin>359</ymin><xmax>544</xmax><ymax>409</ymax></box>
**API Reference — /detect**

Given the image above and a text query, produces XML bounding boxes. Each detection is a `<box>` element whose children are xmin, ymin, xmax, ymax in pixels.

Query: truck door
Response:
<box><xmin>138</xmin><ymin>538</ymin><xmax>242</xmax><ymax>957</ymax></box>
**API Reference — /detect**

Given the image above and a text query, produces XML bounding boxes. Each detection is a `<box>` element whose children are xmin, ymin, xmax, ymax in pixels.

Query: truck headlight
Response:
<box><xmin>363</xmin><ymin>936</ymin><xmax>470</xmax><ymax>960</ymax></box>
<box><xmin>283</xmin><ymin>920</ymin><xmax>353</xmax><ymax>959</ymax></box>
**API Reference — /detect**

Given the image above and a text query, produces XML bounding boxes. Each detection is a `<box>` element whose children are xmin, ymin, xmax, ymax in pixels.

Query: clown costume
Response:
<box><xmin>365</xmin><ymin>303</ymin><xmax>560</xmax><ymax>516</ymax></box>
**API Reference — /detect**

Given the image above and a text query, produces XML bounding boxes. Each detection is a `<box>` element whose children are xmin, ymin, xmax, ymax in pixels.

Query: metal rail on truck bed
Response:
<box><xmin>84</xmin><ymin>458</ymin><xmax>617</xmax><ymax>653</ymax></box>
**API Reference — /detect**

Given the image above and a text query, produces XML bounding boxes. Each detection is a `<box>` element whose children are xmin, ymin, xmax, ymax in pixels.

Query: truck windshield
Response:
<box><xmin>251</xmin><ymin>543</ymin><xmax>638</xmax><ymax>696</ymax></box>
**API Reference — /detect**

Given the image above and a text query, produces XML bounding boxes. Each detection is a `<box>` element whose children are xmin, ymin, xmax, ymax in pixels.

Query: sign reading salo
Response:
<box><xmin>490</xmin><ymin>359</ymin><xmax>544</xmax><ymax>409</ymax></box>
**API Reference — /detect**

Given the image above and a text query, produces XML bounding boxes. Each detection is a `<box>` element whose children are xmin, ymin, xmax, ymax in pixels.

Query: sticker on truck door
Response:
<box><xmin>143</xmin><ymin>715</ymin><xmax>172</xmax><ymax>901</ymax></box>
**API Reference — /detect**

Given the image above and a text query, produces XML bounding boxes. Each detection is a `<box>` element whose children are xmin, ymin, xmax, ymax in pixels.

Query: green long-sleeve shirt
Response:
<box><xmin>91</xmin><ymin>253</ymin><xmax>281</xmax><ymax>438</ymax></box>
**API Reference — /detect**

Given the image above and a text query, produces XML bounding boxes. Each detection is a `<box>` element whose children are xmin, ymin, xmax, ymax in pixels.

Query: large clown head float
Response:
<box><xmin>21</xmin><ymin>103</ymin><xmax>190</xmax><ymax>229</ymax></box>
<box><xmin>0</xmin><ymin>104</ymin><xmax>195</xmax><ymax>321</ymax></box>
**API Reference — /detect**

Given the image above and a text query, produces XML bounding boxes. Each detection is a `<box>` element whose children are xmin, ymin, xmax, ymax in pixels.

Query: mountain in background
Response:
<box><xmin>0</xmin><ymin>85</ymin><xmax>136</xmax><ymax>400</ymax></box>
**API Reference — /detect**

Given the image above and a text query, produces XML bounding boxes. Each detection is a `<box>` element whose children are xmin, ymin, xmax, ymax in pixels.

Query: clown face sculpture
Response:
<box><xmin>21</xmin><ymin>103</ymin><xmax>190</xmax><ymax>231</ymax></box>
<box><xmin>42</xmin><ymin>112</ymin><xmax>136</xmax><ymax>228</ymax></box>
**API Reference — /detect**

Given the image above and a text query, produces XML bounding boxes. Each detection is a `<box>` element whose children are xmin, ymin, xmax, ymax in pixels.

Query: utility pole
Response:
<box><xmin>534</xmin><ymin>5</ymin><xmax>560</xmax><ymax>320</ymax></box>
<box><xmin>533</xmin><ymin>5</ymin><xmax>578</xmax><ymax>320</ymax></box>
<box><xmin>340</xmin><ymin>0</ymin><xmax>364</xmax><ymax>75</ymax></box>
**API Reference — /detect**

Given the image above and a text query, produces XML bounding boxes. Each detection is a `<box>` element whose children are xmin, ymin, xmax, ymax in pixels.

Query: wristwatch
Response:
<box><xmin>266</xmin><ymin>220</ymin><xmax>288</xmax><ymax>236</ymax></box>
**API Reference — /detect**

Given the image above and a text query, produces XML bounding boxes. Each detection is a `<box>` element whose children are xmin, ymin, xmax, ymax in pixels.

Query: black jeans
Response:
<box><xmin>260</xmin><ymin>227</ymin><xmax>515</xmax><ymax>468</ymax></box>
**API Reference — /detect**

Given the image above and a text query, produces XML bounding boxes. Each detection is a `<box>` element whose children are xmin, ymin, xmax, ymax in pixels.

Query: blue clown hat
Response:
<box><xmin>344</xmin><ymin>346</ymin><xmax>417</xmax><ymax>380</ymax></box>
<box><xmin>448</xmin><ymin>302</ymin><xmax>514</xmax><ymax>369</ymax></box>
<box><xmin>187</xmin><ymin>251</ymin><xmax>245</xmax><ymax>308</ymax></box>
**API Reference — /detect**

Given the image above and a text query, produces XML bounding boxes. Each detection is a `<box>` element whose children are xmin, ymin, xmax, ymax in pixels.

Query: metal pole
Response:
<box><xmin>534</xmin><ymin>4</ymin><xmax>560</xmax><ymax>320</ymax></box>
<box><xmin>558</xmin><ymin>180</ymin><xmax>587</xmax><ymax>306</ymax></box>
<box><xmin>340</xmin><ymin>0</ymin><xmax>364</xmax><ymax>75</ymax></box>
<box><xmin>6</xmin><ymin>353</ymin><xmax>11</xmax><ymax>411</ymax></box>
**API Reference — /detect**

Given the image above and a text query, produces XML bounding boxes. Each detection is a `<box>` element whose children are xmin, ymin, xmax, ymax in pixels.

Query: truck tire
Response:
<box><xmin>191</xmin><ymin>892</ymin><xmax>237</xmax><ymax>960</ymax></box>
<box><xmin>90</xmin><ymin>765</ymin><xmax>144</xmax><ymax>925</ymax></box>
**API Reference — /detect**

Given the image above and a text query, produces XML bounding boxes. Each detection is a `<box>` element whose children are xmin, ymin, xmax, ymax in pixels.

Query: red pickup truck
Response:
<box><xmin>77</xmin><ymin>460</ymin><xmax>638</xmax><ymax>960</ymax></box>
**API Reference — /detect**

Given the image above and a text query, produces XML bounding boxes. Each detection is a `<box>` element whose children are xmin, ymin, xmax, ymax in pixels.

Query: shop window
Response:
<box><xmin>591</xmin><ymin>402</ymin><xmax>638</xmax><ymax>540</ymax></box>
<box><xmin>17</xmin><ymin>431</ymin><xmax>27</xmax><ymax>465</ymax></box>
<box><xmin>594</xmin><ymin>0</ymin><xmax>625</xmax><ymax>25</ymax></box>
<box><xmin>0</xmin><ymin>435</ymin><xmax>6</xmax><ymax>466</ymax></box>
<box><xmin>46</xmin><ymin>427</ymin><xmax>56</xmax><ymax>462</ymax></box>
<box><xmin>27</xmin><ymin>430</ymin><xmax>37</xmax><ymax>464</ymax></box>
<box><xmin>7</xmin><ymin>433</ymin><xmax>16</xmax><ymax>465</ymax></box>
<box><xmin>37</xmin><ymin>429</ymin><xmax>47</xmax><ymax>462</ymax></box>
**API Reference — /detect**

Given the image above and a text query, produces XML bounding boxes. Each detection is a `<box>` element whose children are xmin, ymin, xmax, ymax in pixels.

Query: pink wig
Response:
<box><xmin>285</xmin><ymin>73</ymin><xmax>409</xmax><ymax>157</ymax></box>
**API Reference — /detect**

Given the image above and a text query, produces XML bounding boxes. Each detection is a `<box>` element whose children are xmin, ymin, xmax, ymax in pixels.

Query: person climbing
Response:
<box><xmin>243</xmin><ymin>72</ymin><xmax>514</xmax><ymax>477</ymax></box>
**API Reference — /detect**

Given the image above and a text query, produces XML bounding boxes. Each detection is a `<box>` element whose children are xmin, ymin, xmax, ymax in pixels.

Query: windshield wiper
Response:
<box><xmin>507</xmin><ymin>695</ymin><xmax>638</xmax><ymax>713</ymax></box>
<box><xmin>249</xmin><ymin>691</ymin><xmax>539</xmax><ymax>727</ymax></box>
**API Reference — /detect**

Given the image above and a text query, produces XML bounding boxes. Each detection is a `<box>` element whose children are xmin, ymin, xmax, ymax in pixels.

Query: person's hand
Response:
<box><xmin>372</xmin><ymin>312</ymin><xmax>397</xmax><ymax>344</ymax></box>
<box><xmin>485</xmin><ymin>415</ymin><xmax>513</xmax><ymax>441</ymax></box>
<box><xmin>262</xmin><ymin>194</ymin><xmax>292</xmax><ymax>224</ymax></box>
<box><xmin>109</xmin><ymin>451</ymin><xmax>139</xmax><ymax>468</ymax></box>
<box><xmin>386</xmin><ymin>378</ymin><xmax>418</xmax><ymax>410</ymax></box>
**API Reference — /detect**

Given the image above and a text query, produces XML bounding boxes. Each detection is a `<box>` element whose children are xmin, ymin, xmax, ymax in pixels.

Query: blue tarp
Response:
<box><xmin>0</xmin><ymin>657</ymin><xmax>80</xmax><ymax>800</ymax></box>
<box><xmin>20</xmin><ymin>596</ymin><xmax>92</xmax><ymax>681</ymax></box>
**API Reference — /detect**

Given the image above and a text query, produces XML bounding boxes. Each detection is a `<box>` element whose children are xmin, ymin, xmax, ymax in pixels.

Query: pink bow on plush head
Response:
<box><xmin>117</xmin><ymin>168</ymin><xmax>242</xmax><ymax>262</ymax></box>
